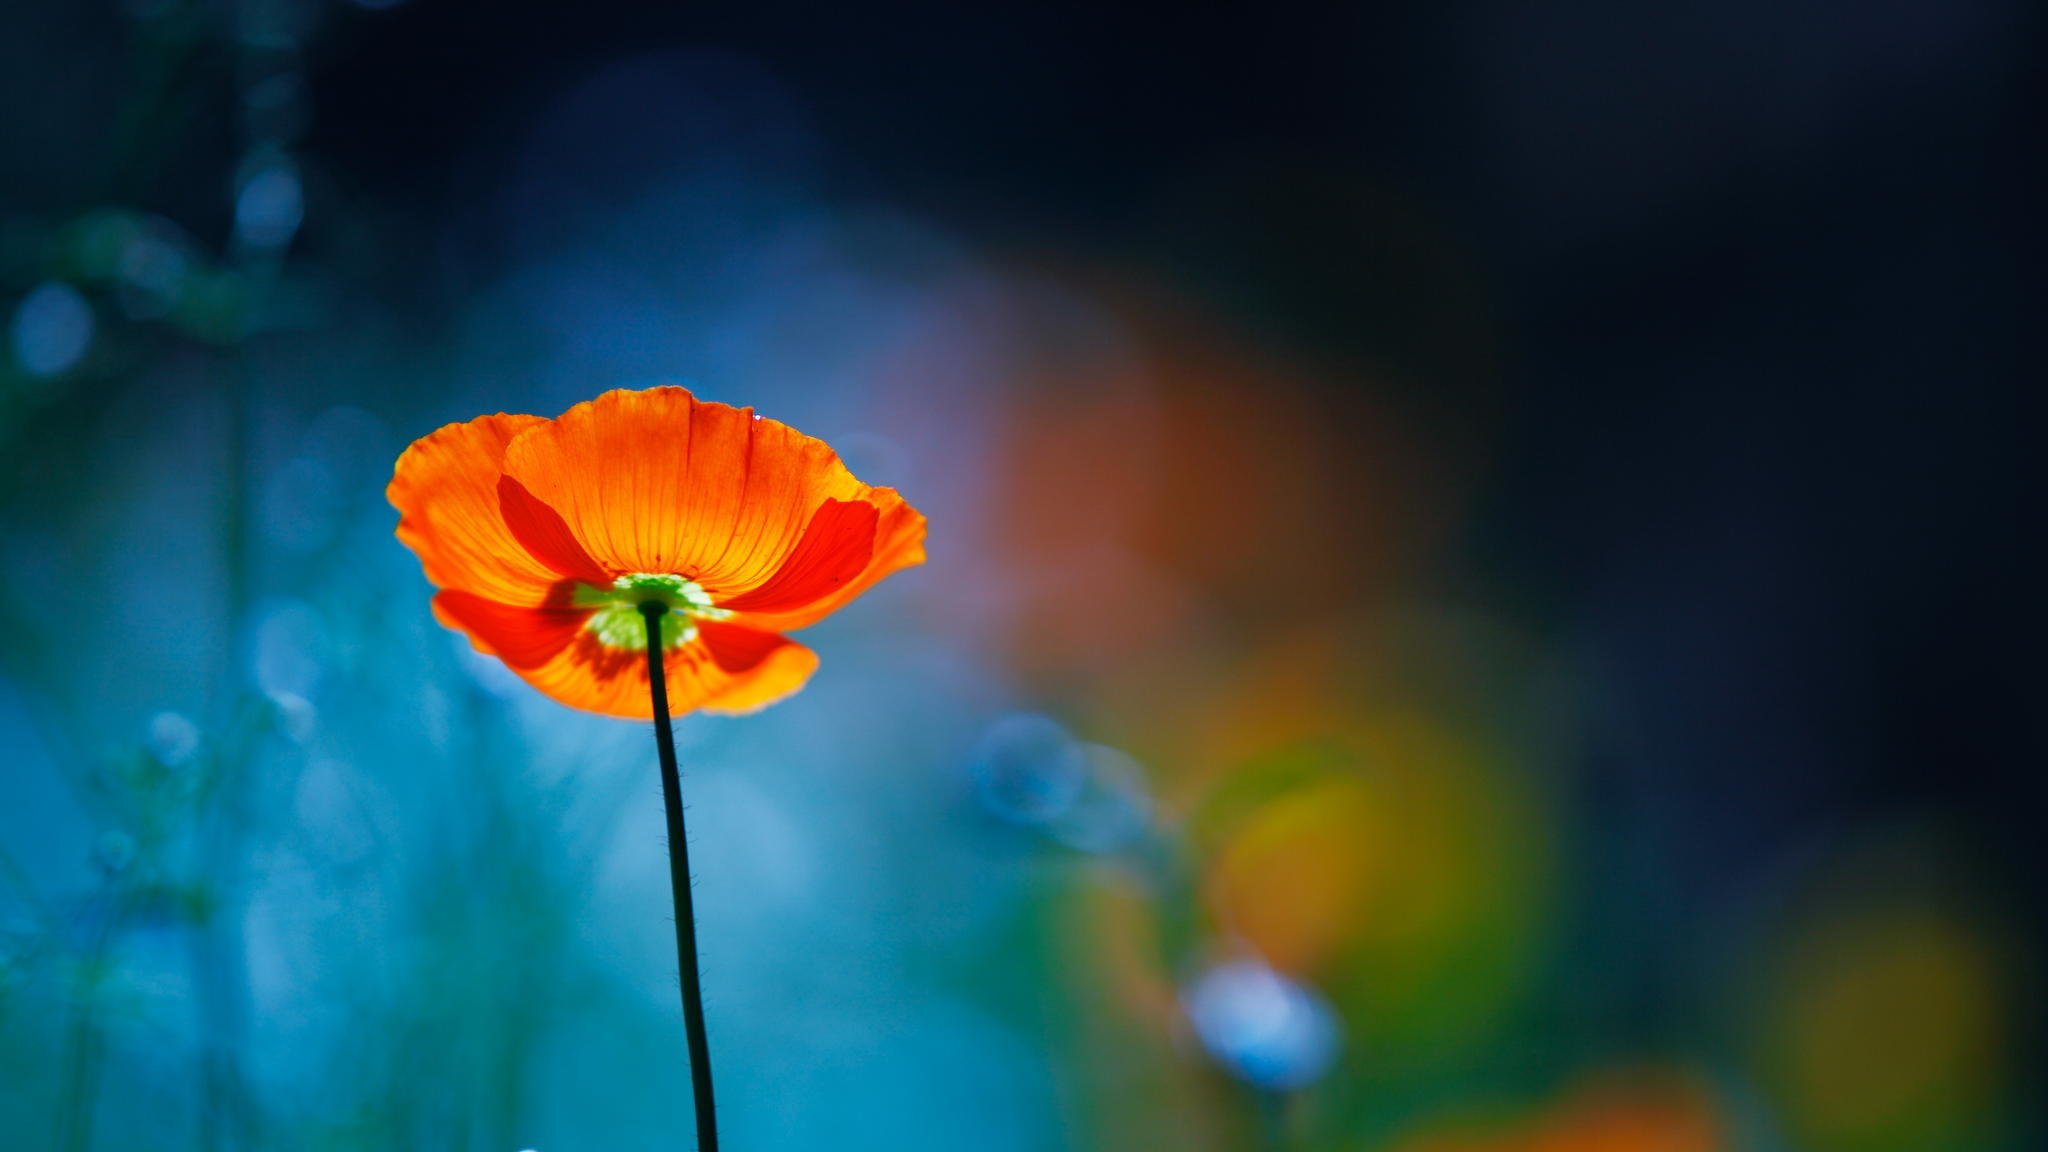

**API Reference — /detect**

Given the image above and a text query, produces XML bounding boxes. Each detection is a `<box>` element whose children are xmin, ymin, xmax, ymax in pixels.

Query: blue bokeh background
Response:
<box><xmin>2</xmin><ymin>2</ymin><xmax>2038</xmax><ymax>1150</ymax></box>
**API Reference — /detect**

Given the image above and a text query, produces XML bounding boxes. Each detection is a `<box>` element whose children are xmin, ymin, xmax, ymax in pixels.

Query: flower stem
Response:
<box><xmin>1254</xmin><ymin>1088</ymin><xmax>1291</xmax><ymax>1152</ymax></box>
<box><xmin>640</xmin><ymin>602</ymin><xmax>719</xmax><ymax>1151</ymax></box>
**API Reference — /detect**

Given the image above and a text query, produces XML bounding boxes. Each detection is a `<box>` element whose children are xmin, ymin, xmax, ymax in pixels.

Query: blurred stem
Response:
<box><xmin>193</xmin><ymin>349</ymin><xmax>261</xmax><ymax>1151</ymax></box>
<box><xmin>1253</xmin><ymin>1088</ymin><xmax>1292</xmax><ymax>1152</ymax></box>
<box><xmin>0</xmin><ymin>843</ymin><xmax>57</xmax><ymax>929</ymax></box>
<box><xmin>55</xmin><ymin>892</ymin><xmax>133</xmax><ymax>1152</ymax></box>
<box><xmin>101</xmin><ymin>7</ymin><xmax>204</xmax><ymax>200</ymax></box>
<box><xmin>640</xmin><ymin>604</ymin><xmax>719</xmax><ymax>1151</ymax></box>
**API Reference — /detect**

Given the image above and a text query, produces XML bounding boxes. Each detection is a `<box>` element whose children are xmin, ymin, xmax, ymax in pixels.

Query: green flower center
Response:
<box><xmin>572</xmin><ymin>573</ymin><xmax>733</xmax><ymax>650</ymax></box>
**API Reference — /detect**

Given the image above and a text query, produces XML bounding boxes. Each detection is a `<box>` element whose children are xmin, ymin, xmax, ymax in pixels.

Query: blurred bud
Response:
<box><xmin>113</xmin><ymin>218</ymin><xmax>195</xmax><ymax>320</ymax></box>
<box><xmin>268</xmin><ymin>691</ymin><xmax>317</xmax><ymax>744</ymax></box>
<box><xmin>234</xmin><ymin>155</ymin><xmax>305</xmax><ymax>251</ymax></box>
<box><xmin>1183</xmin><ymin>958</ymin><xmax>1341</xmax><ymax>1091</ymax></box>
<box><xmin>969</xmin><ymin>713</ymin><xmax>1087</xmax><ymax>826</ymax></box>
<box><xmin>249</xmin><ymin>597</ymin><xmax>328</xmax><ymax>700</ymax></box>
<box><xmin>10</xmin><ymin>281</ymin><xmax>94</xmax><ymax>383</ymax></box>
<box><xmin>94</xmin><ymin>829</ymin><xmax>138</xmax><ymax>876</ymax></box>
<box><xmin>1046</xmin><ymin>743</ymin><xmax>1153</xmax><ymax>853</ymax></box>
<box><xmin>146</xmin><ymin>710</ymin><xmax>202</xmax><ymax>770</ymax></box>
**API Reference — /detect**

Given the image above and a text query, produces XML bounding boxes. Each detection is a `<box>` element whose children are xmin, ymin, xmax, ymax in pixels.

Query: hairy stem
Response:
<box><xmin>640</xmin><ymin>602</ymin><xmax>718</xmax><ymax>1150</ymax></box>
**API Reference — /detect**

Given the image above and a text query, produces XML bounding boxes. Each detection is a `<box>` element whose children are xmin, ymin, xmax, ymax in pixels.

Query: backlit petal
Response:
<box><xmin>389</xmin><ymin>413</ymin><xmax>563</xmax><ymax>604</ymax></box>
<box><xmin>432</xmin><ymin>589</ymin><xmax>590</xmax><ymax>670</ymax></box>
<box><xmin>717</xmin><ymin>498</ymin><xmax>878</xmax><ymax>614</ymax></box>
<box><xmin>394</xmin><ymin>387</ymin><xmax>921</xmax><ymax>720</ymax></box>
<box><xmin>726</xmin><ymin>487</ymin><xmax>927</xmax><ymax>632</ymax></box>
<box><xmin>693</xmin><ymin>622</ymin><xmax>823</xmax><ymax>713</ymax></box>
<box><xmin>499</xmin><ymin>387</ymin><xmax>898</xmax><ymax>599</ymax></box>
<box><xmin>506</xmin><ymin>622</ymin><xmax>819</xmax><ymax>720</ymax></box>
<box><xmin>497</xmin><ymin>475</ymin><xmax>611</xmax><ymax>586</ymax></box>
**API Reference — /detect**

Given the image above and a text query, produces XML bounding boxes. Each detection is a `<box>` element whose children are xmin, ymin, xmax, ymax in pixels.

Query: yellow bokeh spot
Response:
<box><xmin>1769</xmin><ymin>906</ymin><xmax>2006</xmax><ymax>1152</ymax></box>
<box><xmin>1209</xmin><ymin>773</ymin><xmax>1384</xmax><ymax>976</ymax></box>
<box><xmin>1201</xmin><ymin>708</ymin><xmax>1550</xmax><ymax>1052</ymax></box>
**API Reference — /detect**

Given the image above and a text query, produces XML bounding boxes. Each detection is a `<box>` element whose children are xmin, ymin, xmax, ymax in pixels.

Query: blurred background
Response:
<box><xmin>0</xmin><ymin>1</ymin><xmax>2040</xmax><ymax>1149</ymax></box>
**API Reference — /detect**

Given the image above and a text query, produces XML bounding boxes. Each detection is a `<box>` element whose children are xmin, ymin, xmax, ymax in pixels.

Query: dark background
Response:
<box><xmin>2</xmin><ymin>1</ymin><xmax>2039</xmax><ymax>1149</ymax></box>
<box><xmin>337</xmin><ymin>0</ymin><xmax>2048</xmax><ymax>1109</ymax></box>
<box><xmin>296</xmin><ymin>0</ymin><xmax>2047</xmax><ymax>921</ymax></box>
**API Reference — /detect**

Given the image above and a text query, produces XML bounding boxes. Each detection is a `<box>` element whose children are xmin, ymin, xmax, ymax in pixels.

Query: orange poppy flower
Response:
<box><xmin>388</xmin><ymin>386</ymin><xmax>926</xmax><ymax>719</ymax></box>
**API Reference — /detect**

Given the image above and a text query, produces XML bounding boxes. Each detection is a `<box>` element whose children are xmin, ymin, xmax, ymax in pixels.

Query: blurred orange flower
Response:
<box><xmin>389</xmin><ymin>386</ymin><xmax>926</xmax><ymax>718</ymax></box>
<box><xmin>1392</xmin><ymin>1070</ymin><xmax>1726</xmax><ymax>1152</ymax></box>
<box><xmin>1527</xmin><ymin>1073</ymin><xmax>1723</xmax><ymax>1152</ymax></box>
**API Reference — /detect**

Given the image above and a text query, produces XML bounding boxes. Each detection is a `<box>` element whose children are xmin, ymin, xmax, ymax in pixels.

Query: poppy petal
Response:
<box><xmin>502</xmin><ymin>623</ymin><xmax>819</xmax><ymax>720</ymax></box>
<box><xmin>693</xmin><ymin>622</ymin><xmax>822</xmax><ymax>713</ymax></box>
<box><xmin>432</xmin><ymin>589</ymin><xmax>591</xmax><ymax>670</ymax></box>
<box><xmin>389</xmin><ymin>413</ymin><xmax>565</xmax><ymax>604</ymax></box>
<box><xmin>717</xmin><ymin>498</ymin><xmax>878</xmax><ymax>614</ymax></box>
<box><xmin>726</xmin><ymin>487</ymin><xmax>927</xmax><ymax>632</ymax></box>
<box><xmin>497</xmin><ymin>475</ymin><xmax>612</xmax><ymax>586</ymax></box>
<box><xmin>499</xmin><ymin>386</ymin><xmax>878</xmax><ymax>593</ymax></box>
<box><xmin>396</xmin><ymin>387</ymin><xmax>920</xmax><ymax>721</ymax></box>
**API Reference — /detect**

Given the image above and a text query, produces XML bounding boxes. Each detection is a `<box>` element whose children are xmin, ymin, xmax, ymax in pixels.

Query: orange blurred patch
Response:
<box><xmin>1389</xmin><ymin>1070</ymin><xmax>1727</xmax><ymax>1152</ymax></box>
<box><xmin>1199</xmin><ymin>706</ymin><xmax>1550</xmax><ymax>1013</ymax></box>
<box><xmin>1207</xmin><ymin>774</ymin><xmax>1382</xmax><ymax>977</ymax></box>
<box><xmin>1530</xmin><ymin>1072</ymin><xmax>1724</xmax><ymax>1152</ymax></box>
<box><xmin>974</xmin><ymin>281</ymin><xmax>1449</xmax><ymax>695</ymax></box>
